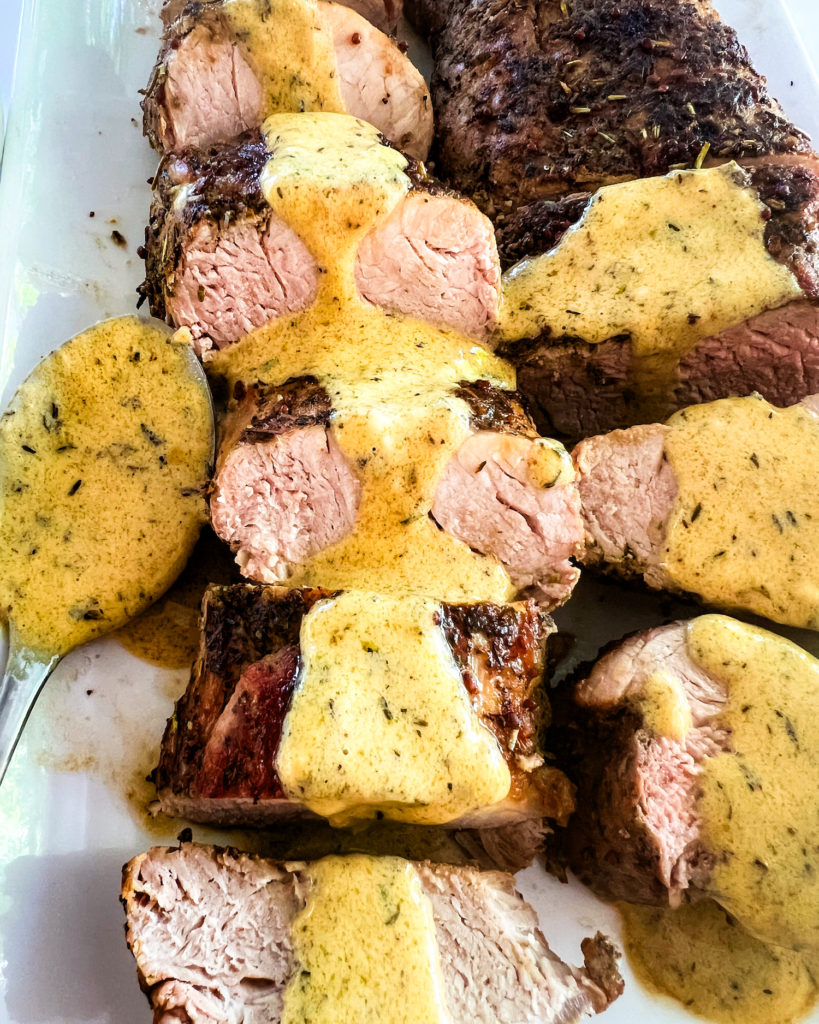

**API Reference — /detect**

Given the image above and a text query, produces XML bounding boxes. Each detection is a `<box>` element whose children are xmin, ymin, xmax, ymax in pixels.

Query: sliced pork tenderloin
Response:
<box><xmin>210</xmin><ymin>378</ymin><xmax>361</xmax><ymax>583</ymax></box>
<box><xmin>406</xmin><ymin>0</ymin><xmax>811</xmax><ymax>217</ymax></box>
<box><xmin>573</xmin><ymin>393</ymin><xmax>819</xmax><ymax>629</ymax></box>
<box><xmin>549</xmin><ymin>615</ymin><xmax>819</xmax><ymax>953</ymax></box>
<box><xmin>550</xmin><ymin>620</ymin><xmax>729</xmax><ymax>908</ymax></box>
<box><xmin>122</xmin><ymin>843</ymin><xmax>623</xmax><ymax>1023</ymax></box>
<box><xmin>209</xmin><ymin>377</ymin><xmax>583</xmax><ymax>603</ymax></box>
<box><xmin>155</xmin><ymin>582</ymin><xmax>575</xmax><ymax>833</ymax></box>
<box><xmin>498</xmin><ymin>160</ymin><xmax>819</xmax><ymax>440</ymax></box>
<box><xmin>144</xmin><ymin>0</ymin><xmax>431</xmax><ymax>158</ymax></box>
<box><xmin>140</xmin><ymin>131</ymin><xmax>500</xmax><ymax>352</ymax></box>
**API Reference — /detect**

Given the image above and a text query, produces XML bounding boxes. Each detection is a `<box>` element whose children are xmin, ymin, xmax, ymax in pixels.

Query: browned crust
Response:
<box><xmin>137</xmin><ymin>130</ymin><xmax>468</xmax><ymax>324</ymax></box>
<box><xmin>408</xmin><ymin>0</ymin><xmax>811</xmax><ymax>219</ymax></box>
<box><xmin>155</xmin><ymin>585</ymin><xmax>570</xmax><ymax>823</ymax></box>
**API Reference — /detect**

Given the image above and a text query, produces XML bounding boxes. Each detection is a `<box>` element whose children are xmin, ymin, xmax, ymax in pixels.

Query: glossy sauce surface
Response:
<box><xmin>663</xmin><ymin>396</ymin><xmax>819</xmax><ymax>628</ymax></box>
<box><xmin>224</xmin><ymin>0</ymin><xmax>344</xmax><ymax>114</ymax></box>
<box><xmin>207</xmin><ymin>114</ymin><xmax>523</xmax><ymax>602</ymax></box>
<box><xmin>690</xmin><ymin>615</ymin><xmax>819</xmax><ymax>951</ymax></box>
<box><xmin>500</xmin><ymin>164</ymin><xmax>800</xmax><ymax>418</ymax></box>
<box><xmin>276</xmin><ymin>592</ymin><xmax>511</xmax><ymax>825</ymax></box>
<box><xmin>0</xmin><ymin>317</ymin><xmax>213</xmax><ymax>656</ymax></box>
<box><xmin>621</xmin><ymin>900</ymin><xmax>818</xmax><ymax>1024</ymax></box>
<box><xmin>283</xmin><ymin>855</ymin><xmax>450</xmax><ymax>1024</ymax></box>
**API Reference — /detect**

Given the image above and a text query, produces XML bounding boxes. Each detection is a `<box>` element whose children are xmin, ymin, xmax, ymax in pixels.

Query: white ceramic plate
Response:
<box><xmin>1</xmin><ymin>2</ymin><xmax>818</xmax><ymax>1022</ymax></box>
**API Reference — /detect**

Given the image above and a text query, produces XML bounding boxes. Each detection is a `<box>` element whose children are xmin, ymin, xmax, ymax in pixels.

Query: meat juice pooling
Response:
<box><xmin>0</xmin><ymin>316</ymin><xmax>215</xmax><ymax>782</ymax></box>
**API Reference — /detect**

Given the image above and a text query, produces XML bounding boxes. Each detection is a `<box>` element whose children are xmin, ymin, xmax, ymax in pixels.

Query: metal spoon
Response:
<box><xmin>0</xmin><ymin>315</ymin><xmax>215</xmax><ymax>783</ymax></box>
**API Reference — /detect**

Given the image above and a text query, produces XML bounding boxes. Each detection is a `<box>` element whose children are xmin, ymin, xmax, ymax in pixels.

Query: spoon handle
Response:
<box><xmin>0</xmin><ymin>642</ymin><xmax>58</xmax><ymax>786</ymax></box>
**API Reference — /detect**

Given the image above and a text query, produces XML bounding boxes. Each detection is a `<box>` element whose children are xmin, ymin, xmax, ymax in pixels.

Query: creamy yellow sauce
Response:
<box><xmin>115</xmin><ymin>528</ymin><xmax>238</xmax><ymax>669</ymax></box>
<box><xmin>500</xmin><ymin>164</ymin><xmax>801</xmax><ymax>420</ymax></box>
<box><xmin>621</xmin><ymin>900</ymin><xmax>819</xmax><ymax>1024</ymax></box>
<box><xmin>283</xmin><ymin>854</ymin><xmax>451</xmax><ymax>1024</ymax></box>
<box><xmin>635</xmin><ymin>668</ymin><xmax>693</xmax><ymax>743</ymax></box>
<box><xmin>288</xmin><ymin>383</ymin><xmax>516</xmax><ymax>600</ymax></box>
<box><xmin>662</xmin><ymin>396</ymin><xmax>819</xmax><ymax>629</ymax></box>
<box><xmin>688</xmin><ymin>615</ymin><xmax>819</xmax><ymax>951</ymax></box>
<box><xmin>223</xmin><ymin>0</ymin><xmax>344</xmax><ymax>115</ymax></box>
<box><xmin>207</xmin><ymin>114</ymin><xmax>526</xmax><ymax>601</ymax></box>
<box><xmin>0</xmin><ymin>317</ymin><xmax>213</xmax><ymax>657</ymax></box>
<box><xmin>276</xmin><ymin>592</ymin><xmax>511</xmax><ymax>825</ymax></box>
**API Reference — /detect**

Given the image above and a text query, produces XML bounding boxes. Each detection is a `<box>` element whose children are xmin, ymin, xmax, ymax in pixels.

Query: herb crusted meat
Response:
<box><xmin>140</xmin><ymin>131</ymin><xmax>502</xmax><ymax>352</ymax></box>
<box><xmin>406</xmin><ymin>0</ymin><xmax>811</xmax><ymax>218</ymax></box>
<box><xmin>155</xmin><ymin>583</ymin><xmax>576</xmax><ymax>829</ymax></box>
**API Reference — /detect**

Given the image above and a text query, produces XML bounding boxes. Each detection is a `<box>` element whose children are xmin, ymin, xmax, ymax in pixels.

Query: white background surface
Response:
<box><xmin>0</xmin><ymin>2</ymin><xmax>818</xmax><ymax>1024</ymax></box>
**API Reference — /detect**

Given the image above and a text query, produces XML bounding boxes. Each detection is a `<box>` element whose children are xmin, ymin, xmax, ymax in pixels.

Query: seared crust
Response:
<box><xmin>231</xmin><ymin>377</ymin><xmax>334</xmax><ymax>444</ymax></box>
<box><xmin>138</xmin><ymin>131</ymin><xmax>269</xmax><ymax>319</ymax></box>
<box><xmin>155</xmin><ymin>585</ymin><xmax>568</xmax><ymax>821</ymax></box>
<box><xmin>454</xmin><ymin>378</ymin><xmax>539</xmax><ymax>436</ymax></box>
<box><xmin>438</xmin><ymin>600</ymin><xmax>550</xmax><ymax>765</ymax></box>
<box><xmin>223</xmin><ymin>376</ymin><xmax>537</xmax><ymax>447</ymax></box>
<box><xmin>155</xmin><ymin>585</ymin><xmax>330</xmax><ymax>798</ymax></box>
<box><xmin>408</xmin><ymin>0</ymin><xmax>810</xmax><ymax>218</ymax></box>
<box><xmin>138</xmin><ymin>130</ymin><xmax>461</xmax><ymax>325</ymax></box>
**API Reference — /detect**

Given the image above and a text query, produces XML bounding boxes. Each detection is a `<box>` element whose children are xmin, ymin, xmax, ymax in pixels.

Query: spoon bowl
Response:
<box><xmin>0</xmin><ymin>315</ymin><xmax>215</xmax><ymax>783</ymax></box>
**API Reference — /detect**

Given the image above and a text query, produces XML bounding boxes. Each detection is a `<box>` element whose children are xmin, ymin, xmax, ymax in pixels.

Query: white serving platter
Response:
<box><xmin>0</xmin><ymin>1</ymin><xmax>818</xmax><ymax>1022</ymax></box>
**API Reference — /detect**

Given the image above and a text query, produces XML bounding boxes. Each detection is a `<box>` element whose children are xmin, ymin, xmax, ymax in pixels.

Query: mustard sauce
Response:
<box><xmin>283</xmin><ymin>854</ymin><xmax>451</xmax><ymax>1024</ymax></box>
<box><xmin>621</xmin><ymin>900</ymin><xmax>819</xmax><ymax>1024</ymax></box>
<box><xmin>114</xmin><ymin>529</ymin><xmax>238</xmax><ymax>669</ymax></box>
<box><xmin>206</xmin><ymin>114</ymin><xmax>512</xmax><ymax>392</ymax></box>
<box><xmin>688</xmin><ymin>615</ymin><xmax>819</xmax><ymax>951</ymax></box>
<box><xmin>276</xmin><ymin>592</ymin><xmax>511</xmax><ymax>825</ymax></box>
<box><xmin>288</xmin><ymin>383</ymin><xmax>515</xmax><ymax>601</ymax></box>
<box><xmin>500</xmin><ymin>164</ymin><xmax>801</xmax><ymax>420</ymax></box>
<box><xmin>0</xmin><ymin>317</ymin><xmax>213</xmax><ymax>657</ymax></box>
<box><xmin>223</xmin><ymin>0</ymin><xmax>344</xmax><ymax>115</ymax></box>
<box><xmin>633</xmin><ymin>667</ymin><xmax>693</xmax><ymax>743</ymax></box>
<box><xmin>662</xmin><ymin>396</ymin><xmax>819</xmax><ymax>629</ymax></box>
<box><xmin>206</xmin><ymin>114</ymin><xmax>527</xmax><ymax>602</ymax></box>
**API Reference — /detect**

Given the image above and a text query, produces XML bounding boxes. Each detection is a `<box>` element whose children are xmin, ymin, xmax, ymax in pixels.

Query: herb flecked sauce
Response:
<box><xmin>276</xmin><ymin>592</ymin><xmax>511</xmax><ymax>826</ymax></box>
<box><xmin>206</xmin><ymin>113</ymin><xmax>571</xmax><ymax>602</ymax></box>
<box><xmin>0</xmin><ymin>317</ymin><xmax>213</xmax><ymax>656</ymax></box>
<box><xmin>282</xmin><ymin>854</ymin><xmax>451</xmax><ymax>1024</ymax></box>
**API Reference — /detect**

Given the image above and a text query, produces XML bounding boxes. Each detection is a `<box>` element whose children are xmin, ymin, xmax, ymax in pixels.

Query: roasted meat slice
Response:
<box><xmin>406</xmin><ymin>0</ymin><xmax>811</xmax><ymax>216</ymax></box>
<box><xmin>573</xmin><ymin>393</ymin><xmax>819</xmax><ymax>629</ymax></box>
<box><xmin>155</xmin><ymin>583</ymin><xmax>575</xmax><ymax>831</ymax></box>
<box><xmin>122</xmin><ymin>844</ymin><xmax>623</xmax><ymax>1023</ymax></box>
<box><xmin>144</xmin><ymin>0</ymin><xmax>432</xmax><ymax>158</ymax></box>
<box><xmin>498</xmin><ymin>160</ymin><xmax>819</xmax><ymax>439</ymax></box>
<box><xmin>550</xmin><ymin>615</ymin><xmax>819</xmax><ymax>952</ymax></box>
<box><xmin>209</xmin><ymin>377</ymin><xmax>583</xmax><ymax>604</ymax></box>
<box><xmin>140</xmin><ymin>130</ymin><xmax>500</xmax><ymax>351</ymax></box>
